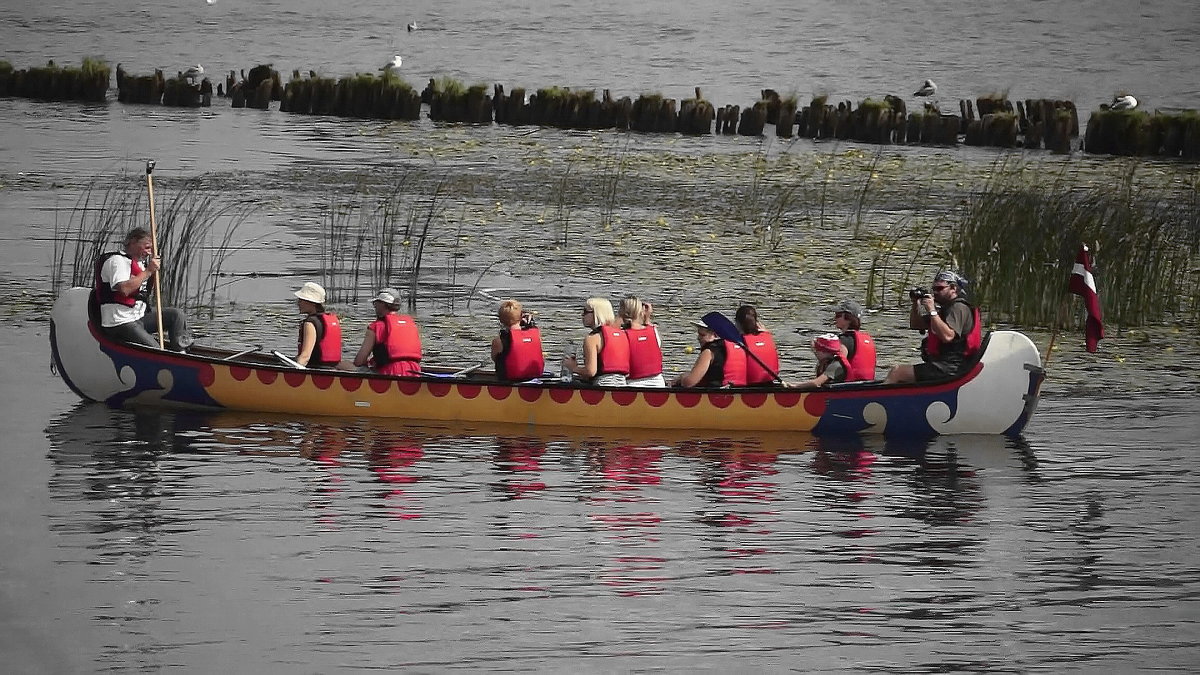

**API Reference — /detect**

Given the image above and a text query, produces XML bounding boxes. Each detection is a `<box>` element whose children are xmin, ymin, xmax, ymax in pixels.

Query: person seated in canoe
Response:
<box><xmin>491</xmin><ymin>299</ymin><xmax>544</xmax><ymax>381</ymax></box>
<box><xmin>620</xmin><ymin>295</ymin><xmax>665</xmax><ymax>388</ymax></box>
<box><xmin>563</xmin><ymin>297</ymin><xmax>629</xmax><ymax>386</ymax></box>
<box><xmin>670</xmin><ymin>317</ymin><xmax>748</xmax><ymax>388</ymax></box>
<box><xmin>293</xmin><ymin>282</ymin><xmax>343</xmax><ymax>368</ymax></box>
<box><xmin>790</xmin><ymin>334</ymin><xmax>851</xmax><ymax>390</ymax></box>
<box><xmin>883</xmin><ymin>270</ymin><xmax>981</xmax><ymax>384</ymax></box>
<box><xmin>93</xmin><ymin>227</ymin><xmax>192</xmax><ymax>351</ymax></box>
<box><xmin>734</xmin><ymin>304</ymin><xmax>780</xmax><ymax>386</ymax></box>
<box><xmin>831</xmin><ymin>299</ymin><xmax>877</xmax><ymax>381</ymax></box>
<box><xmin>353</xmin><ymin>287</ymin><xmax>422</xmax><ymax>376</ymax></box>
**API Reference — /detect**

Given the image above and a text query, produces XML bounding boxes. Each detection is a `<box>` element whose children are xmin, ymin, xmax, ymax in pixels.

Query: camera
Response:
<box><xmin>908</xmin><ymin>287</ymin><xmax>929</xmax><ymax>300</ymax></box>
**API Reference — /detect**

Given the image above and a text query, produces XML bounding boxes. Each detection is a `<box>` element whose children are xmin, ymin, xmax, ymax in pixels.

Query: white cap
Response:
<box><xmin>373</xmin><ymin>288</ymin><xmax>400</xmax><ymax>305</ymax></box>
<box><xmin>293</xmin><ymin>281</ymin><xmax>326</xmax><ymax>305</ymax></box>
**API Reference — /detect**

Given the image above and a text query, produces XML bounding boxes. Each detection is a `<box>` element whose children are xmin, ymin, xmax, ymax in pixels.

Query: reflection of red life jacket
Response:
<box><xmin>93</xmin><ymin>252</ymin><xmax>143</xmax><ymax>307</ymax></box>
<box><xmin>371</xmin><ymin>314</ymin><xmax>422</xmax><ymax>375</ymax></box>
<box><xmin>742</xmin><ymin>330</ymin><xmax>779</xmax><ymax>385</ymax></box>
<box><xmin>498</xmin><ymin>326</ymin><xmax>544</xmax><ymax>380</ymax></box>
<box><xmin>842</xmin><ymin>330</ymin><xmax>877</xmax><ymax>381</ymax></box>
<box><xmin>300</xmin><ymin>313</ymin><xmax>343</xmax><ymax>367</ymax></box>
<box><xmin>702</xmin><ymin>340</ymin><xmax>747</xmax><ymax>387</ymax></box>
<box><xmin>624</xmin><ymin>326</ymin><xmax>663</xmax><ymax>379</ymax></box>
<box><xmin>924</xmin><ymin>299</ymin><xmax>982</xmax><ymax>361</ymax></box>
<box><xmin>595</xmin><ymin>326</ymin><xmax>631</xmax><ymax>376</ymax></box>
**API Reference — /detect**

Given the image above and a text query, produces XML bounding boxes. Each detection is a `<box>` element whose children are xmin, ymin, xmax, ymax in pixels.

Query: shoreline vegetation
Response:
<box><xmin>48</xmin><ymin>145</ymin><xmax>1199</xmax><ymax>340</ymax></box>
<box><xmin>3</xmin><ymin>58</ymin><xmax>1199</xmax><ymax>159</ymax></box>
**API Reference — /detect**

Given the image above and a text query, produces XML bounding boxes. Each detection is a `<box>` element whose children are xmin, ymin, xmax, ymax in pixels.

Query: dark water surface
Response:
<box><xmin>2</xmin><ymin>325</ymin><xmax>1198</xmax><ymax>671</ymax></box>
<box><xmin>2</xmin><ymin>0</ymin><xmax>1200</xmax><ymax>670</ymax></box>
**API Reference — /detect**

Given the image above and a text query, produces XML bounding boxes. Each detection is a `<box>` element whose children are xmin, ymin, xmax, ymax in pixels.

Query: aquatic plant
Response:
<box><xmin>52</xmin><ymin>173</ymin><xmax>257</xmax><ymax>312</ymax></box>
<box><xmin>950</xmin><ymin>156</ymin><xmax>1199</xmax><ymax>327</ymax></box>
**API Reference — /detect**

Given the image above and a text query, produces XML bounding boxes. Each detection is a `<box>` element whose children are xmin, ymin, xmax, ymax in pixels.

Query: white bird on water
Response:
<box><xmin>913</xmin><ymin>79</ymin><xmax>937</xmax><ymax>97</ymax></box>
<box><xmin>407</xmin><ymin>22</ymin><xmax>418</xmax><ymax>32</ymax></box>
<box><xmin>380</xmin><ymin>55</ymin><xmax>403</xmax><ymax>72</ymax></box>
<box><xmin>205</xmin><ymin>0</ymin><xmax>217</xmax><ymax>5</ymax></box>
<box><xmin>1110</xmin><ymin>94</ymin><xmax>1138</xmax><ymax>110</ymax></box>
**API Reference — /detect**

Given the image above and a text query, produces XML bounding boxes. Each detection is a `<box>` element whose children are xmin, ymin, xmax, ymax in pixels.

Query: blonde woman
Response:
<box><xmin>619</xmin><ymin>295</ymin><xmax>665</xmax><ymax>387</ymax></box>
<box><xmin>563</xmin><ymin>297</ymin><xmax>629</xmax><ymax>386</ymax></box>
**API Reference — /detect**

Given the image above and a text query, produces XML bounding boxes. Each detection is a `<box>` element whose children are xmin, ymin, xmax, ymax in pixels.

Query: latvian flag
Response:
<box><xmin>1068</xmin><ymin>244</ymin><xmax>1104</xmax><ymax>353</ymax></box>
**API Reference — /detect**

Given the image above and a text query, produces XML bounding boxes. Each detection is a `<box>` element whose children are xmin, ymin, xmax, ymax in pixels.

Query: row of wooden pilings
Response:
<box><xmin>4</xmin><ymin>59</ymin><xmax>1199</xmax><ymax>159</ymax></box>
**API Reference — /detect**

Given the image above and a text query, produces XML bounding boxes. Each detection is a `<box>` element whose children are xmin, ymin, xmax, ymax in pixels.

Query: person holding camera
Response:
<box><xmin>883</xmin><ymin>271</ymin><xmax>982</xmax><ymax>385</ymax></box>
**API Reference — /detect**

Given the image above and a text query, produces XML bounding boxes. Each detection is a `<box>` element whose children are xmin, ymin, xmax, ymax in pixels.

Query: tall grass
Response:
<box><xmin>318</xmin><ymin>174</ymin><xmax>449</xmax><ymax>308</ymax></box>
<box><xmin>951</xmin><ymin>157</ymin><xmax>1199</xmax><ymax>327</ymax></box>
<box><xmin>51</xmin><ymin>173</ymin><xmax>257</xmax><ymax>312</ymax></box>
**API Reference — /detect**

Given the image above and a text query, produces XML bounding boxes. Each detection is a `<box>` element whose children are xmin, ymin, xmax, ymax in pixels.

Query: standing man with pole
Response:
<box><xmin>93</xmin><ymin>161</ymin><xmax>192</xmax><ymax>351</ymax></box>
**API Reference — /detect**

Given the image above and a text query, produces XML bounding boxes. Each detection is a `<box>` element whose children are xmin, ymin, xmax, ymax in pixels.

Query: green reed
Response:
<box><xmin>950</xmin><ymin>156</ymin><xmax>1199</xmax><ymax>328</ymax></box>
<box><xmin>53</xmin><ymin>173</ymin><xmax>256</xmax><ymax>312</ymax></box>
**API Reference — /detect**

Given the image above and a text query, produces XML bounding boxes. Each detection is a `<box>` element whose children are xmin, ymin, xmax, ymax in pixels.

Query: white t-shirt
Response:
<box><xmin>98</xmin><ymin>254</ymin><xmax>146</xmax><ymax>328</ymax></box>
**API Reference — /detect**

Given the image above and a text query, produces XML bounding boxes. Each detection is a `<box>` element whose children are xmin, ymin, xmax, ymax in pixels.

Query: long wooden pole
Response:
<box><xmin>145</xmin><ymin>160</ymin><xmax>165</xmax><ymax>349</ymax></box>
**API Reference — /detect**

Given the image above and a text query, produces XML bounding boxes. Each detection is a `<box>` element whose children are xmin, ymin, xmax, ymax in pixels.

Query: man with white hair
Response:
<box><xmin>94</xmin><ymin>227</ymin><xmax>192</xmax><ymax>351</ymax></box>
<box><xmin>883</xmin><ymin>270</ymin><xmax>981</xmax><ymax>384</ymax></box>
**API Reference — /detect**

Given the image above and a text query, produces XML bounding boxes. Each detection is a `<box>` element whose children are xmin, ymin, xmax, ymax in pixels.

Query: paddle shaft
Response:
<box><xmin>145</xmin><ymin>161</ymin><xmax>165</xmax><ymax>349</ymax></box>
<box><xmin>701</xmin><ymin>311</ymin><xmax>782</xmax><ymax>383</ymax></box>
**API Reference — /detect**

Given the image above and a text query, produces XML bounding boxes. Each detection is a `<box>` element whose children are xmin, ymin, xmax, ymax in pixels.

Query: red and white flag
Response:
<box><xmin>1069</xmin><ymin>244</ymin><xmax>1104</xmax><ymax>353</ymax></box>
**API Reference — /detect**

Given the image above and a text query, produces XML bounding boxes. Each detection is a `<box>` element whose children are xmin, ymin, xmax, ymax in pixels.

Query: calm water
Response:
<box><xmin>2</xmin><ymin>0</ymin><xmax>1200</xmax><ymax>671</ymax></box>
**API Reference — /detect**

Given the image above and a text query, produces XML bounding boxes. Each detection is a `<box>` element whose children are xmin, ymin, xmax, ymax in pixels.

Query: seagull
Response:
<box><xmin>1110</xmin><ymin>94</ymin><xmax>1138</xmax><ymax>110</ymax></box>
<box><xmin>913</xmin><ymin>79</ymin><xmax>937</xmax><ymax>97</ymax></box>
<box><xmin>407</xmin><ymin>22</ymin><xmax>418</xmax><ymax>32</ymax></box>
<box><xmin>380</xmin><ymin>55</ymin><xmax>403</xmax><ymax>72</ymax></box>
<box><xmin>183</xmin><ymin>64</ymin><xmax>204</xmax><ymax>82</ymax></box>
<box><xmin>206</xmin><ymin>0</ymin><xmax>217</xmax><ymax>4</ymax></box>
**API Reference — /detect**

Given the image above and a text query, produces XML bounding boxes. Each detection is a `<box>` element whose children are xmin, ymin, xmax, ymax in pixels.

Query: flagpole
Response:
<box><xmin>1043</xmin><ymin>297</ymin><xmax>1067</xmax><ymax>369</ymax></box>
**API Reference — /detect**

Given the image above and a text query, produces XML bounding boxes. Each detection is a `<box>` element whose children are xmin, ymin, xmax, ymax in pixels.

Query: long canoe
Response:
<box><xmin>50</xmin><ymin>287</ymin><xmax>1045</xmax><ymax>437</ymax></box>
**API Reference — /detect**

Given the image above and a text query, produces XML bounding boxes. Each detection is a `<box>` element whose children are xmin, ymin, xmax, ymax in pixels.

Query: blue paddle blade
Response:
<box><xmin>701</xmin><ymin>311</ymin><xmax>745</xmax><ymax>346</ymax></box>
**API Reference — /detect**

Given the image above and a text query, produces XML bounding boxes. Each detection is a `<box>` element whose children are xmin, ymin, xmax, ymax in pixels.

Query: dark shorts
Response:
<box><xmin>913</xmin><ymin>361</ymin><xmax>954</xmax><ymax>382</ymax></box>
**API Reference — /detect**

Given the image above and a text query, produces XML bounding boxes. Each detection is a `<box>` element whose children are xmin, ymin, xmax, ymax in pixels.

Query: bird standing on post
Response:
<box><xmin>1110</xmin><ymin>94</ymin><xmax>1138</xmax><ymax>110</ymax></box>
<box><xmin>913</xmin><ymin>79</ymin><xmax>937</xmax><ymax>97</ymax></box>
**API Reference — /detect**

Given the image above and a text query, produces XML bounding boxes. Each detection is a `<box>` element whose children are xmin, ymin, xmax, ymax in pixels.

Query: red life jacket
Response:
<box><xmin>299</xmin><ymin>313</ymin><xmax>342</xmax><ymax>367</ymax></box>
<box><xmin>742</xmin><ymin>330</ymin><xmax>779</xmax><ymax>385</ymax></box>
<box><xmin>624</xmin><ymin>325</ymin><xmax>663</xmax><ymax>379</ymax></box>
<box><xmin>93</xmin><ymin>252</ymin><xmax>144</xmax><ymax>307</ymax></box>
<box><xmin>924</xmin><ymin>299</ymin><xmax>982</xmax><ymax>360</ymax></box>
<box><xmin>371</xmin><ymin>314</ymin><xmax>422</xmax><ymax>367</ymax></box>
<box><xmin>702</xmin><ymin>340</ymin><xmax>748</xmax><ymax>387</ymax></box>
<box><xmin>498</xmin><ymin>326</ymin><xmax>544</xmax><ymax>381</ymax></box>
<box><xmin>843</xmin><ymin>330</ymin><xmax>877</xmax><ymax>381</ymax></box>
<box><xmin>594</xmin><ymin>326</ymin><xmax>631</xmax><ymax>376</ymax></box>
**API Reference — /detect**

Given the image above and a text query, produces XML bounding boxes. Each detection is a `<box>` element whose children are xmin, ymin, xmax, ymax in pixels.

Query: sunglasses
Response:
<box><xmin>931</xmin><ymin>285</ymin><xmax>951</xmax><ymax>291</ymax></box>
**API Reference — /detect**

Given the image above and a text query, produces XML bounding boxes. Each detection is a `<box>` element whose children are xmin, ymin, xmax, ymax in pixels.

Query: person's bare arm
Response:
<box><xmin>296</xmin><ymin>322</ymin><xmax>317</xmax><ymax>366</ymax></box>
<box><xmin>353</xmin><ymin>326</ymin><xmax>377</xmax><ymax>367</ymax></box>
<box><xmin>674</xmin><ymin>350</ymin><xmax>714</xmax><ymax>387</ymax></box>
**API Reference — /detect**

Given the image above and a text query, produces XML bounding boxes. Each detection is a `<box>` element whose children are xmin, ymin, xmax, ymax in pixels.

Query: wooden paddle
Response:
<box><xmin>700</xmin><ymin>311</ymin><xmax>782</xmax><ymax>384</ymax></box>
<box><xmin>145</xmin><ymin>160</ymin><xmax>165</xmax><ymax>349</ymax></box>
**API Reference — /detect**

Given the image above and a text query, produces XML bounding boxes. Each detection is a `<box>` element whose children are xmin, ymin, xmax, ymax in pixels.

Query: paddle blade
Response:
<box><xmin>701</xmin><ymin>311</ymin><xmax>746</xmax><ymax>347</ymax></box>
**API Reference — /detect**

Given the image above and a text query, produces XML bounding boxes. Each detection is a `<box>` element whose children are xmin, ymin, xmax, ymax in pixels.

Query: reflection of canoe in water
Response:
<box><xmin>51</xmin><ymin>288</ymin><xmax>1044</xmax><ymax>437</ymax></box>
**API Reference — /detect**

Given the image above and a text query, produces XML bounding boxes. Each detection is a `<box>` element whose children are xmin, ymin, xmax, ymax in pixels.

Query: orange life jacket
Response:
<box><xmin>742</xmin><ymin>330</ymin><xmax>779</xmax><ymax>385</ymax></box>
<box><xmin>594</xmin><ymin>326</ymin><xmax>631</xmax><ymax>376</ymax></box>
<box><xmin>299</xmin><ymin>313</ymin><xmax>342</xmax><ymax>367</ymax></box>
<box><xmin>497</xmin><ymin>325</ymin><xmax>544</xmax><ymax>381</ymax></box>
<box><xmin>624</xmin><ymin>325</ymin><xmax>663</xmax><ymax>379</ymax></box>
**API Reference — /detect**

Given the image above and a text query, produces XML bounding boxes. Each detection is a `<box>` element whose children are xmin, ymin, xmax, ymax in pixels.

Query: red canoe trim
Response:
<box><xmin>198</xmin><ymin>363</ymin><xmax>215</xmax><ymax>387</ymax></box>
<box><xmin>258</xmin><ymin>369</ymin><xmax>279</xmax><ymax>385</ymax></box>
<box><xmin>676</xmin><ymin>392</ymin><xmax>701</xmax><ymax>408</ymax></box>
<box><xmin>459</xmin><ymin>384</ymin><xmax>482</xmax><ymax>399</ymax></box>
<box><xmin>311</xmin><ymin>374</ymin><xmax>334</xmax><ymax>390</ymax></box>
<box><xmin>580</xmin><ymin>389</ymin><xmax>605</xmax><ymax>405</ymax></box>
<box><xmin>341</xmin><ymin>377</ymin><xmax>363</xmax><ymax>392</ymax></box>
<box><xmin>369</xmin><ymin>378</ymin><xmax>392</xmax><ymax>394</ymax></box>
<box><xmin>397</xmin><ymin>379</ymin><xmax>422</xmax><ymax>395</ymax></box>
<box><xmin>284</xmin><ymin>372</ymin><xmax>305</xmax><ymax>387</ymax></box>
<box><xmin>230</xmin><ymin>366</ymin><xmax>251</xmax><ymax>381</ymax></box>
<box><xmin>488</xmin><ymin>385</ymin><xmax>511</xmax><ymax>401</ymax></box>
<box><xmin>611</xmin><ymin>390</ymin><xmax>637</xmax><ymax>406</ymax></box>
<box><xmin>708</xmin><ymin>393</ymin><xmax>735</xmax><ymax>409</ymax></box>
<box><xmin>518</xmin><ymin>387</ymin><xmax>542</xmax><ymax>402</ymax></box>
<box><xmin>803</xmin><ymin>392</ymin><xmax>827</xmax><ymax>417</ymax></box>
<box><xmin>741</xmin><ymin>392</ymin><xmax>767</xmax><ymax>408</ymax></box>
<box><xmin>428</xmin><ymin>382</ymin><xmax>451</xmax><ymax>397</ymax></box>
<box><xmin>549</xmin><ymin>388</ymin><xmax>574</xmax><ymax>404</ymax></box>
<box><xmin>773</xmin><ymin>391</ymin><xmax>801</xmax><ymax>408</ymax></box>
<box><xmin>643</xmin><ymin>391</ymin><xmax>669</xmax><ymax>407</ymax></box>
